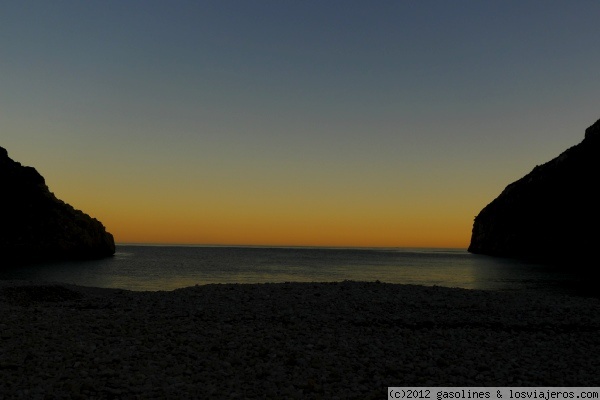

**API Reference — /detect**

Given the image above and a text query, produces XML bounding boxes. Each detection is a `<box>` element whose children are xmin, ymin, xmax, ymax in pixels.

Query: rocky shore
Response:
<box><xmin>469</xmin><ymin>118</ymin><xmax>599</xmax><ymax>263</ymax></box>
<box><xmin>1</xmin><ymin>280</ymin><xmax>599</xmax><ymax>399</ymax></box>
<box><xmin>0</xmin><ymin>146</ymin><xmax>115</xmax><ymax>265</ymax></box>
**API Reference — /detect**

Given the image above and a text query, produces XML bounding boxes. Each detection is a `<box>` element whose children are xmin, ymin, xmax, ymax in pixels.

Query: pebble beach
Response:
<box><xmin>1</xmin><ymin>280</ymin><xmax>599</xmax><ymax>399</ymax></box>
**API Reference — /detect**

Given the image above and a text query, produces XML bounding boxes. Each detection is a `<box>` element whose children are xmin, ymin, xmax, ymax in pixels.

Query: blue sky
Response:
<box><xmin>2</xmin><ymin>1</ymin><xmax>599</xmax><ymax>247</ymax></box>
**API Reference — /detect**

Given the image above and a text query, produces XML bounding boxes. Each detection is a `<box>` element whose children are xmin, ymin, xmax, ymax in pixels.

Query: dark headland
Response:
<box><xmin>0</xmin><ymin>146</ymin><xmax>115</xmax><ymax>265</ymax></box>
<box><xmin>468</xmin><ymin>117</ymin><xmax>600</xmax><ymax>264</ymax></box>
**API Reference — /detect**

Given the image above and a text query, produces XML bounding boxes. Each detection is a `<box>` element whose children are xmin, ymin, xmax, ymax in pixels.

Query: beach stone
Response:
<box><xmin>1</xmin><ymin>280</ymin><xmax>600</xmax><ymax>398</ymax></box>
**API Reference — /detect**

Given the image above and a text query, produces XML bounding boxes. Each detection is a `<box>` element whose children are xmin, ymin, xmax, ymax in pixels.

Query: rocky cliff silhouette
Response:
<box><xmin>468</xmin><ymin>118</ymin><xmax>600</xmax><ymax>263</ymax></box>
<box><xmin>1</xmin><ymin>146</ymin><xmax>115</xmax><ymax>265</ymax></box>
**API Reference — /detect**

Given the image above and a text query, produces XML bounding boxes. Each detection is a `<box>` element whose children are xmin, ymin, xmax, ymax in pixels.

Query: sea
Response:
<box><xmin>0</xmin><ymin>245</ymin><xmax>597</xmax><ymax>297</ymax></box>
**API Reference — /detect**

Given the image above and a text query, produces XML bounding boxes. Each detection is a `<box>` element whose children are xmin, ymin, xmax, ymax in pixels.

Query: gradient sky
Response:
<box><xmin>2</xmin><ymin>1</ymin><xmax>599</xmax><ymax>248</ymax></box>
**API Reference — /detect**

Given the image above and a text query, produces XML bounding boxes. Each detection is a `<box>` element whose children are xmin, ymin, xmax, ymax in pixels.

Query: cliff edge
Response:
<box><xmin>468</xmin><ymin>118</ymin><xmax>600</xmax><ymax>263</ymax></box>
<box><xmin>0</xmin><ymin>147</ymin><xmax>115</xmax><ymax>265</ymax></box>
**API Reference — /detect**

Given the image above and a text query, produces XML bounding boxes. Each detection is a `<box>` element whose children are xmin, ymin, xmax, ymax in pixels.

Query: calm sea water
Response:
<box><xmin>0</xmin><ymin>245</ymin><xmax>596</xmax><ymax>296</ymax></box>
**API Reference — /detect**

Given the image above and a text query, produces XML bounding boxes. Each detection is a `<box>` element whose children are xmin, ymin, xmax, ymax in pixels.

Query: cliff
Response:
<box><xmin>0</xmin><ymin>147</ymin><xmax>115</xmax><ymax>265</ymax></box>
<box><xmin>468</xmin><ymin>118</ymin><xmax>600</xmax><ymax>263</ymax></box>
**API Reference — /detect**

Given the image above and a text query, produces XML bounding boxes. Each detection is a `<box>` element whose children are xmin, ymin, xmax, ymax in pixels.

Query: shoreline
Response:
<box><xmin>1</xmin><ymin>280</ymin><xmax>599</xmax><ymax>398</ymax></box>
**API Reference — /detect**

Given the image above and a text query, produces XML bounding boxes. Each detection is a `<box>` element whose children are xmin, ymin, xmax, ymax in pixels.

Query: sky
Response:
<box><xmin>2</xmin><ymin>1</ymin><xmax>599</xmax><ymax>249</ymax></box>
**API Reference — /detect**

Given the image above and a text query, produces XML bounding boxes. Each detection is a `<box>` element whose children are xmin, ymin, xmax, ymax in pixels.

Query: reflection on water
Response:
<box><xmin>0</xmin><ymin>245</ymin><xmax>595</xmax><ymax>296</ymax></box>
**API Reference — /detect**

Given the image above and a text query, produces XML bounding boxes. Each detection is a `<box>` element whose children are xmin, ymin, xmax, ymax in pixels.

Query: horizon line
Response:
<box><xmin>116</xmin><ymin>242</ymin><xmax>468</xmax><ymax>251</ymax></box>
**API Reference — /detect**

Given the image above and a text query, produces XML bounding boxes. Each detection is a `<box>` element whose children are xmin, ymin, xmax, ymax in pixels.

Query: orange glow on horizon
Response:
<box><xmin>47</xmin><ymin>168</ymin><xmax>478</xmax><ymax>251</ymax></box>
<box><xmin>99</xmin><ymin>209</ymin><xmax>471</xmax><ymax>249</ymax></box>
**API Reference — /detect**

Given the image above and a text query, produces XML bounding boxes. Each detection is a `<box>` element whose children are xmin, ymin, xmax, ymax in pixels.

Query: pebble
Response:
<box><xmin>0</xmin><ymin>280</ymin><xmax>599</xmax><ymax>399</ymax></box>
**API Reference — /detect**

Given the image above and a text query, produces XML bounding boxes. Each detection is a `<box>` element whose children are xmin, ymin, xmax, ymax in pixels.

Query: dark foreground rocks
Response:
<box><xmin>0</xmin><ymin>147</ymin><xmax>115</xmax><ymax>265</ymax></box>
<box><xmin>468</xmin><ymin>118</ymin><xmax>600</xmax><ymax>264</ymax></box>
<box><xmin>1</xmin><ymin>280</ymin><xmax>599</xmax><ymax>399</ymax></box>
